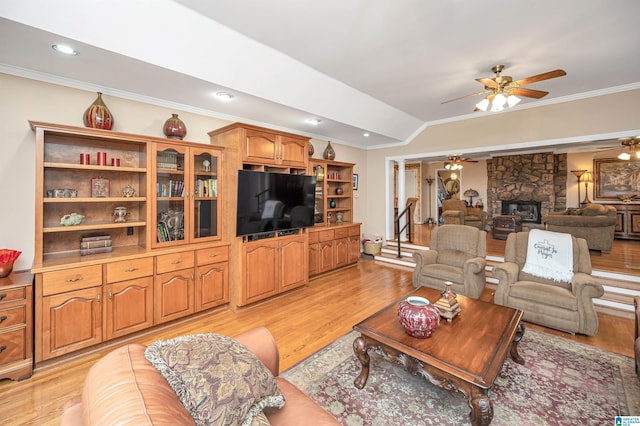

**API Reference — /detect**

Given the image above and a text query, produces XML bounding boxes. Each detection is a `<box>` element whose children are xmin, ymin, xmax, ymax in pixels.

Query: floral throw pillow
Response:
<box><xmin>145</xmin><ymin>334</ymin><xmax>284</xmax><ymax>426</ymax></box>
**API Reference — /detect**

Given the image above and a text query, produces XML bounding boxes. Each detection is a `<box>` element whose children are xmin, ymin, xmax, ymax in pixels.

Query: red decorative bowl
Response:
<box><xmin>398</xmin><ymin>296</ymin><xmax>440</xmax><ymax>338</ymax></box>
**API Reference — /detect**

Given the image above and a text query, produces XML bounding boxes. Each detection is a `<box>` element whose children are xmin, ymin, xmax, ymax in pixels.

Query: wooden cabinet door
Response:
<box><xmin>279</xmin><ymin>136</ymin><xmax>307</xmax><ymax>167</ymax></box>
<box><xmin>318</xmin><ymin>241</ymin><xmax>335</xmax><ymax>273</ymax></box>
<box><xmin>334</xmin><ymin>238</ymin><xmax>349</xmax><ymax>268</ymax></box>
<box><xmin>244</xmin><ymin>129</ymin><xmax>278</xmax><ymax>165</ymax></box>
<box><xmin>41</xmin><ymin>287</ymin><xmax>102</xmax><ymax>360</ymax></box>
<box><xmin>348</xmin><ymin>235</ymin><xmax>361</xmax><ymax>264</ymax></box>
<box><xmin>243</xmin><ymin>241</ymin><xmax>279</xmax><ymax>305</ymax></box>
<box><xmin>308</xmin><ymin>243</ymin><xmax>320</xmax><ymax>276</ymax></box>
<box><xmin>105</xmin><ymin>277</ymin><xmax>153</xmax><ymax>340</ymax></box>
<box><xmin>279</xmin><ymin>237</ymin><xmax>308</xmax><ymax>291</ymax></box>
<box><xmin>196</xmin><ymin>262</ymin><xmax>229</xmax><ymax>311</ymax></box>
<box><xmin>154</xmin><ymin>270</ymin><xmax>194</xmax><ymax>324</ymax></box>
<box><xmin>630</xmin><ymin>209</ymin><xmax>640</xmax><ymax>236</ymax></box>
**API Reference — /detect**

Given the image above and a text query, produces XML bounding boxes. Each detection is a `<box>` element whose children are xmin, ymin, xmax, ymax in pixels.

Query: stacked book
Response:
<box><xmin>435</xmin><ymin>292</ymin><xmax>461</xmax><ymax>322</ymax></box>
<box><xmin>80</xmin><ymin>235</ymin><xmax>112</xmax><ymax>256</ymax></box>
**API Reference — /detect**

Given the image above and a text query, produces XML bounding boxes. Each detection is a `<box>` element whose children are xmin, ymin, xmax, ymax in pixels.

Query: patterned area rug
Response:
<box><xmin>281</xmin><ymin>329</ymin><xmax>640</xmax><ymax>425</ymax></box>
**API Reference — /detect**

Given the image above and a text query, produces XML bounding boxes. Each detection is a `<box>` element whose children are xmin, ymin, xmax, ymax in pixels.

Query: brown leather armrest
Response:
<box><xmin>234</xmin><ymin>326</ymin><xmax>280</xmax><ymax>376</ymax></box>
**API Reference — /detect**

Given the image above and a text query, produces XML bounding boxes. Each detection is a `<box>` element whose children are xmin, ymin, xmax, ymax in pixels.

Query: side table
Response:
<box><xmin>0</xmin><ymin>270</ymin><xmax>34</xmax><ymax>381</ymax></box>
<box><xmin>492</xmin><ymin>215</ymin><xmax>523</xmax><ymax>240</ymax></box>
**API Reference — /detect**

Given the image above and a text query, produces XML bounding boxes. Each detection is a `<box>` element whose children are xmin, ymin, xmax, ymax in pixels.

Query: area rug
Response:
<box><xmin>281</xmin><ymin>329</ymin><xmax>640</xmax><ymax>425</ymax></box>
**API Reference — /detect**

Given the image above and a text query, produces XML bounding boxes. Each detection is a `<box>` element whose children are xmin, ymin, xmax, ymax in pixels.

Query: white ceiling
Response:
<box><xmin>1</xmin><ymin>0</ymin><xmax>639</xmax><ymax>152</ymax></box>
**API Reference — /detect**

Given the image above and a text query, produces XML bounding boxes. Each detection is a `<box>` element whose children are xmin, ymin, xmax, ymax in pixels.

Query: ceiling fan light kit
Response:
<box><xmin>617</xmin><ymin>137</ymin><xmax>640</xmax><ymax>160</ymax></box>
<box><xmin>446</xmin><ymin>64</ymin><xmax>566</xmax><ymax>113</ymax></box>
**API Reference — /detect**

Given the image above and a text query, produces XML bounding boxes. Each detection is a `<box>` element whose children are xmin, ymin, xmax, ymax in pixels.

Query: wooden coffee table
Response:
<box><xmin>353</xmin><ymin>286</ymin><xmax>524</xmax><ymax>426</ymax></box>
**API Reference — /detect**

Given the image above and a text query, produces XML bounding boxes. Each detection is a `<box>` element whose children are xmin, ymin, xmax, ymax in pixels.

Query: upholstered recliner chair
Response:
<box><xmin>412</xmin><ymin>224</ymin><xmax>487</xmax><ymax>299</ymax></box>
<box><xmin>441</xmin><ymin>199</ymin><xmax>487</xmax><ymax>230</ymax></box>
<box><xmin>542</xmin><ymin>203</ymin><xmax>617</xmax><ymax>252</ymax></box>
<box><xmin>493</xmin><ymin>231</ymin><xmax>604</xmax><ymax>336</ymax></box>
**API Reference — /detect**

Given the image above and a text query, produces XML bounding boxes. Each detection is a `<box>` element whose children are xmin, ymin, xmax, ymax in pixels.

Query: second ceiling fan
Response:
<box><xmin>442</xmin><ymin>65</ymin><xmax>567</xmax><ymax>112</ymax></box>
<box><xmin>444</xmin><ymin>154</ymin><xmax>476</xmax><ymax>170</ymax></box>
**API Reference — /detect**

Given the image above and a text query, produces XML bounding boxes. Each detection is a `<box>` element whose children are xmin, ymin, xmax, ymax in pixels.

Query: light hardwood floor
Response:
<box><xmin>0</xmin><ymin>258</ymin><xmax>634</xmax><ymax>425</ymax></box>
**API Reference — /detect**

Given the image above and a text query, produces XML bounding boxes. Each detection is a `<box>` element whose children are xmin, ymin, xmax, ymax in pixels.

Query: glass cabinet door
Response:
<box><xmin>155</xmin><ymin>145</ymin><xmax>187</xmax><ymax>246</ymax></box>
<box><xmin>313</xmin><ymin>164</ymin><xmax>325</xmax><ymax>223</ymax></box>
<box><xmin>190</xmin><ymin>148</ymin><xmax>221</xmax><ymax>242</ymax></box>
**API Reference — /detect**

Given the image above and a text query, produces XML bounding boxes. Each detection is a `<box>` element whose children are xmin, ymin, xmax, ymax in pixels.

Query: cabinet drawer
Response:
<box><xmin>308</xmin><ymin>231</ymin><xmax>319</xmax><ymax>244</ymax></box>
<box><xmin>348</xmin><ymin>225</ymin><xmax>361</xmax><ymax>236</ymax></box>
<box><xmin>156</xmin><ymin>251</ymin><xmax>195</xmax><ymax>274</ymax></box>
<box><xmin>42</xmin><ymin>265</ymin><xmax>102</xmax><ymax>296</ymax></box>
<box><xmin>106</xmin><ymin>257</ymin><xmax>154</xmax><ymax>283</ymax></box>
<box><xmin>0</xmin><ymin>306</ymin><xmax>26</xmax><ymax>329</ymax></box>
<box><xmin>334</xmin><ymin>228</ymin><xmax>349</xmax><ymax>239</ymax></box>
<box><xmin>197</xmin><ymin>246</ymin><xmax>229</xmax><ymax>266</ymax></box>
<box><xmin>318</xmin><ymin>229</ymin><xmax>335</xmax><ymax>242</ymax></box>
<box><xmin>0</xmin><ymin>287</ymin><xmax>26</xmax><ymax>304</ymax></box>
<box><xmin>0</xmin><ymin>328</ymin><xmax>27</xmax><ymax>365</ymax></box>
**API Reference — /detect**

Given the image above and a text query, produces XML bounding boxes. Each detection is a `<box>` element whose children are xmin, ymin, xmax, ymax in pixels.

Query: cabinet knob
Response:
<box><xmin>124</xmin><ymin>267</ymin><xmax>139</xmax><ymax>273</ymax></box>
<box><xmin>0</xmin><ymin>315</ymin><xmax>7</xmax><ymax>323</ymax></box>
<box><xmin>208</xmin><ymin>254</ymin><xmax>218</xmax><ymax>258</ymax></box>
<box><xmin>0</xmin><ymin>345</ymin><xmax>6</xmax><ymax>353</ymax></box>
<box><xmin>0</xmin><ymin>293</ymin><xmax>6</xmax><ymax>301</ymax></box>
<box><xmin>170</xmin><ymin>260</ymin><xmax>182</xmax><ymax>265</ymax></box>
<box><xmin>65</xmin><ymin>276</ymin><xmax>83</xmax><ymax>283</ymax></box>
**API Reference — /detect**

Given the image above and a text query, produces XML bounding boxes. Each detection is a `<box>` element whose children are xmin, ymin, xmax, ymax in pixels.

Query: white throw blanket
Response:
<box><xmin>522</xmin><ymin>229</ymin><xmax>574</xmax><ymax>282</ymax></box>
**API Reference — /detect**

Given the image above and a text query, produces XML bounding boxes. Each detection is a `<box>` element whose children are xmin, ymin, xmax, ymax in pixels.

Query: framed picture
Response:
<box><xmin>353</xmin><ymin>173</ymin><xmax>359</xmax><ymax>190</ymax></box>
<box><xmin>91</xmin><ymin>177</ymin><xmax>110</xmax><ymax>198</ymax></box>
<box><xmin>594</xmin><ymin>158</ymin><xmax>640</xmax><ymax>200</ymax></box>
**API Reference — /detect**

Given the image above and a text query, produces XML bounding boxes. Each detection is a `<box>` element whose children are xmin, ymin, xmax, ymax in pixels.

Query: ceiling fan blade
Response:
<box><xmin>441</xmin><ymin>90</ymin><xmax>490</xmax><ymax>104</ymax></box>
<box><xmin>514</xmin><ymin>69</ymin><xmax>566</xmax><ymax>86</ymax></box>
<box><xmin>510</xmin><ymin>87</ymin><xmax>549</xmax><ymax>99</ymax></box>
<box><xmin>475</xmin><ymin>77</ymin><xmax>499</xmax><ymax>88</ymax></box>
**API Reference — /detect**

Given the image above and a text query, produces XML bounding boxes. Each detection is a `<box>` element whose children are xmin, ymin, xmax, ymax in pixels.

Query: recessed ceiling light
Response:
<box><xmin>52</xmin><ymin>44</ymin><xmax>78</xmax><ymax>56</ymax></box>
<box><xmin>363</xmin><ymin>132</ymin><xmax>370</xmax><ymax>137</ymax></box>
<box><xmin>215</xmin><ymin>92</ymin><xmax>234</xmax><ymax>101</ymax></box>
<box><xmin>305</xmin><ymin>118</ymin><xmax>321</xmax><ymax>125</ymax></box>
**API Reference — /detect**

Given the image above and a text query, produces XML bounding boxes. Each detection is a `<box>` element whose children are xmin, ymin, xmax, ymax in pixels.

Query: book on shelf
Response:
<box><xmin>80</xmin><ymin>239</ymin><xmax>112</xmax><ymax>250</ymax></box>
<box><xmin>81</xmin><ymin>234</ymin><xmax>111</xmax><ymax>242</ymax></box>
<box><xmin>80</xmin><ymin>246</ymin><xmax>113</xmax><ymax>256</ymax></box>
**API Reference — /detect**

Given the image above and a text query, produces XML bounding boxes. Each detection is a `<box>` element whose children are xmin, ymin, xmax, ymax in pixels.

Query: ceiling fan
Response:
<box><xmin>442</xmin><ymin>65</ymin><xmax>567</xmax><ymax>112</ymax></box>
<box><xmin>444</xmin><ymin>154</ymin><xmax>476</xmax><ymax>170</ymax></box>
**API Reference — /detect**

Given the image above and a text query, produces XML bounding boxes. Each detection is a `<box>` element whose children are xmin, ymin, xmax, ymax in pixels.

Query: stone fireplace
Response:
<box><xmin>487</xmin><ymin>152</ymin><xmax>567</xmax><ymax>230</ymax></box>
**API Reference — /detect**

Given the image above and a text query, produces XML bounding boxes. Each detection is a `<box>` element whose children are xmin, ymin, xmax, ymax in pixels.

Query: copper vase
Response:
<box><xmin>83</xmin><ymin>92</ymin><xmax>114</xmax><ymax>130</ymax></box>
<box><xmin>323</xmin><ymin>141</ymin><xmax>336</xmax><ymax>160</ymax></box>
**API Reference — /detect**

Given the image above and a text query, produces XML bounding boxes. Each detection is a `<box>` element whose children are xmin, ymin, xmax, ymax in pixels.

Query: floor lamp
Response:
<box><xmin>570</xmin><ymin>169</ymin><xmax>587</xmax><ymax>208</ymax></box>
<box><xmin>581</xmin><ymin>171</ymin><xmax>593</xmax><ymax>205</ymax></box>
<box><xmin>425</xmin><ymin>176</ymin><xmax>434</xmax><ymax>224</ymax></box>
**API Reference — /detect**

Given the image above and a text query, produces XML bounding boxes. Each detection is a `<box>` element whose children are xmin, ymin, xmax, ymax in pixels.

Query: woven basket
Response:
<box><xmin>363</xmin><ymin>241</ymin><xmax>382</xmax><ymax>255</ymax></box>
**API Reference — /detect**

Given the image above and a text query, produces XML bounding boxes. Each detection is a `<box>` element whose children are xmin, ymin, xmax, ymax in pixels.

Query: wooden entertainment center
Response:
<box><xmin>27</xmin><ymin>121</ymin><xmax>359</xmax><ymax>366</ymax></box>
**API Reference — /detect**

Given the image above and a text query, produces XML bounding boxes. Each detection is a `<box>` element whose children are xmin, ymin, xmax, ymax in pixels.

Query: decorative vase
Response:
<box><xmin>398</xmin><ymin>296</ymin><xmax>440</xmax><ymax>338</ymax></box>
<box><xmin>308</xmin><ymin>141</ymin><xmax>315</xmax><ymax>157</ymax></box>
<box><xmin>83</xmin><ymin>92</ymin><xmax>113</xmax><ymax>130</ymax></box>
<box><xmin>329</xmin><ymin>199</ymin><xmax>337</xmax><ymax>208</ymax></box>
<box><xmin>336</xmin><ymin>187</ymin><xmax>344</xmax><ymax>195</ymax></box>
<box><xmin>335</xmin><ymin>212</ymin><xmax>343</xmax><ymax>224</ymax></box>
<box><xmin>0</xmin><ymin>249</ymin><xmax>21</xmax><ymax>278</ymax></box>
<box><xmin>323</xmin><ymin>141</ymin><xmax>336</xmax><ymax>160</ymax></box>
<box><xmin>163</xmin><ymin>113</ymin><xmax>187</xmax><ymax>140</ymax></box>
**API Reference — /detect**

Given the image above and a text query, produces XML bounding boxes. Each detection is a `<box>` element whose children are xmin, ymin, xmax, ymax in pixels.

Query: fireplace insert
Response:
<box><xmin>501</xmin><ymin>200</ymin><xmax>541</xmax><ymax>223</ymax></box>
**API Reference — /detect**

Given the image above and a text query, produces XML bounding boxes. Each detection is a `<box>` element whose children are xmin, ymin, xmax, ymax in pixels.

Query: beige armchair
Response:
<box><xmin>412</xmin><ymin>224</ymin><xmax>487</xmax><ymax>299</ymax></box>
<box><xmin>493</xmin><ymin>231</ymin><xmax>604</xmax><ymax>336</ymax></box>
<box><xmin>542</xmin><ymin>203</ymin><xmax>617</xmax><ymax>252</ymax></box>
<box><xmin>441</xmin><ymin>199</ymin><xmax>487</xmax><ymax>230</ymax></box>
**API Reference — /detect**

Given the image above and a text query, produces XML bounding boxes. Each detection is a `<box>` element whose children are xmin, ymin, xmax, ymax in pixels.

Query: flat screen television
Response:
<box><xmin>236</xmin><ymin>170</ymin><xmax>316</xmax><ymax>237</ymax></box>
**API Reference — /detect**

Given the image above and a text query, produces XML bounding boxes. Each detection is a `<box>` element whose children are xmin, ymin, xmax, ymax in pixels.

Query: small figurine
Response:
<box><xmin>122</xmin><ymin>184</ymin><xmax>136</xmax><ymax>198</ymax></box>
<box><xmin>60</xmin><ymin>213</ymin><xmax>85</xmax><ymax>226</ymax></box>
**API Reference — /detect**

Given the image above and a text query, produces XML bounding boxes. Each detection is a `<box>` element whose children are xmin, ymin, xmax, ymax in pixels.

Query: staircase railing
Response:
<box><xmin>394</xmin><ymin>200</ymin><xmax>415</xmax><ymax>258</ymax></box>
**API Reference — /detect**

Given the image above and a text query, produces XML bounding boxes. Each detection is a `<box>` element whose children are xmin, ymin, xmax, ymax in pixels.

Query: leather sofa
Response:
<box><xmin>542</xmin><ymin>203</ymin><xmax>617</xmax><ymax>252</ymax></box>
<box><xmin>60</xmin><ymin>327</ymin><xmax>339</xmax><ymax>425</ymax></box>
<box><xmin>635</xmin><ymin>296</ymin><xmax>640</xmax><ymax>376</ymax></box>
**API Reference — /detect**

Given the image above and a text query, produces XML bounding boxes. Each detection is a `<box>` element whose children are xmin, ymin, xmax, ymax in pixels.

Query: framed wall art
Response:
<box><xmin>353</xmin><ymin>173</ymin><xmax>358</xmax><ymax>190</ymax></box>
<box><xmin>594</xmin><ymin>158</ymin><xmax>640</xmax><ymax>200</ymax></box>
